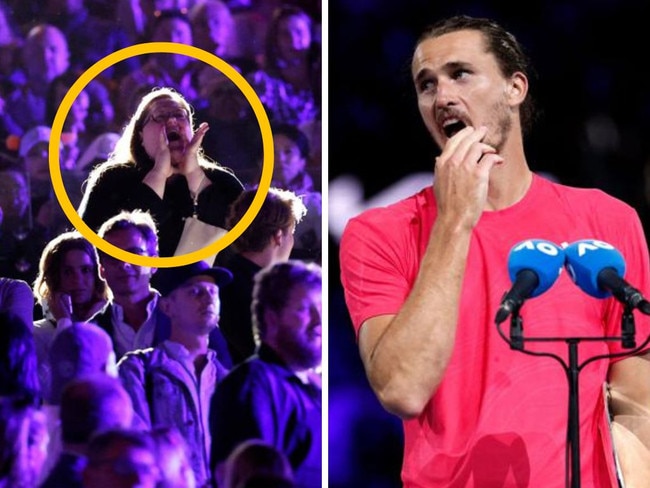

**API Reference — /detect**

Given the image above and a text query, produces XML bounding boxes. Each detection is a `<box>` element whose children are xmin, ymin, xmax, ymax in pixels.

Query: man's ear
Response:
<box><xmin>507</xmin><ymin>72</ymin><xmax>528</xmax><ymax>106</ymax></box>
<box><xmin>159</xmin><ymin>296</ymin><xmax>171</xmax><ymax>315</ymax></box>
<box><xmin>272</xmin><ymin>229</ymin><xmax>283</xmax><ymax>246</ymax></box>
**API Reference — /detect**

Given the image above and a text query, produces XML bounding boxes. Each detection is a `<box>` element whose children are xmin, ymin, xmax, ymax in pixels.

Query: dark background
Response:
<box><xmin>327</xmin><ymin>1</ymin><xmax>650</xmax><ymax>487</ymax></box>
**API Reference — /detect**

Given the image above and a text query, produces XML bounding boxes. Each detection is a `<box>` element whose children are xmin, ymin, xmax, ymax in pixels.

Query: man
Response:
<box><xmin>42</xmin><ymin>321</ymin><xmax>119</xmax><ymax>483</ymax></box>
<box><xmin>216</xmin><ymin>186</ymin><xmax>306</xmax><ymax>365</ymax></box>
<box><xmin>210</xmin><ymin>260</ymin><xmax>322</xmax><ymax>488</ymax></box>
<box><xmin>118</xmin><ymin>260</ymin><xmax>232</xmax><ymax>488</ymax></box>
<box><xmin>93</xmin><ymin>210</ymin><xmax>170</xmax><ymax>360</ymax></box>
<box><xmin>41</xmin><ymin>374</ymin><xmax>134</xmax><ymax>488</ymax></box>
<box><xmin>338</xmin><ymin>15</ymin><xmax>650</xmax><ymax>487</ymax></box>
<box><xmin>82</xmin><ymin>428</ymin><xmax>160</xmax><ymax>488</ymax></box>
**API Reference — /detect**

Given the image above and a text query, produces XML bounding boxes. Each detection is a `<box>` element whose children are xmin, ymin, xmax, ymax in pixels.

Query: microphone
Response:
<box><xmin>495</xmin><ymin>239</ymin><xmax>565</xmax><ymax>325</ymax></box>
<box><xmin>564</xmin><ymin>239</ymin><xmax>650</xmax><ymax>315</ymax></box>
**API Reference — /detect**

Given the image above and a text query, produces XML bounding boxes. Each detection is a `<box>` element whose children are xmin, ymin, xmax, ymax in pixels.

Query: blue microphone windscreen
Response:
<box><xmin>508</xmin><ymin>239</ymin><xmax>565</xmax><ymax>297</ymax></box>
<box><xmin>564</xmin><ymin>239</ymin><xmax>626</xmax><ymax>298</ymax></box>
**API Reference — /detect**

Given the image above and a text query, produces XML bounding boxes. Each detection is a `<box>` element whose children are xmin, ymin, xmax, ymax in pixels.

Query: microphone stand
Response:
<box><xmin>497</xmin><ymin>304</ymin><xmax>648</xmax><ymax>488</ymax></box>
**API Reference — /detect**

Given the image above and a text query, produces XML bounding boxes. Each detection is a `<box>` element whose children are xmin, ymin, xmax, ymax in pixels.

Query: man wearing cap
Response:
<box><xmin>95</xmin><ymin>209</ymin><xmax>233</xmax><ymax>366</ymax></box>
<box><xmin>117</xmin><ymin>259</ymin><xmax>232</xmax><ymax>488</ymax></box>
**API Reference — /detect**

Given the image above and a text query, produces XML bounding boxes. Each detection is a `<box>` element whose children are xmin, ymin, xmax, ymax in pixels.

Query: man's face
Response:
<box><xmin>24</xmin><ymin>27</ymin><xmax>69</xmax><ymax>83</ymax></box>
<box><xmin>100</xmin><ymin>227</ymin><xmax>155</xmax><ymax>300</ymax></box>
<box><xmin>277</xmin><ymin>14</ymin><xmax>311</xmax><ymax>59</ymax></box>
<box><xmin>162</xmin><ymin>276</ymin><xmax>221</xmax><ymax>336</ymax></box>
<box><xmin>83</xmin><ymin>441</ymin><xmax>160</xmax><ymax>488</ymax></box>
<box><xmin>411</xmin><ymin>29</ymin><xmax>515</xmax><ymax>153</ymax></box>
<box><xmin>0</xmin><ymin>171</ymin><xmax>29</xmax><ymax>223</ymax></box>
<box><xmin>273</xmin><ymin>133</ymin><xmax>306</xmax><ymax>186</ymax></box>
<box><xmin>24</xmin><ymin>141</ymin><xmax>51</xmax><ymax>182</ymax></box>
<box><xmin>267</xmin><ymin>283</ymin><xmax>322</xmax><ymax>370</ymax></box>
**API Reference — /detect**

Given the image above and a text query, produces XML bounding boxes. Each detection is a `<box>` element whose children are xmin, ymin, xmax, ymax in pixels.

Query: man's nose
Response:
<box><xmin>435</xmin><ymin>78</ymin><xmax>458</xmax><ymax>107</ymax></box>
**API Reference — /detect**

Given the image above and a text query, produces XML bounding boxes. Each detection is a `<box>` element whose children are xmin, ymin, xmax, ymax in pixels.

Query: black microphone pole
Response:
<box><xmin>566</xmin><ymin>340</ymin><xmax>581</xmax><ymax>488</ymax></box>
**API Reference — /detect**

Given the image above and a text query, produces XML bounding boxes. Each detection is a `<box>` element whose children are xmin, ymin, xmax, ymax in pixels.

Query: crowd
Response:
<box><xmin>0</xmin><ymin>1</ymin><xmax>322</xmax><ymax>487</ymax></box>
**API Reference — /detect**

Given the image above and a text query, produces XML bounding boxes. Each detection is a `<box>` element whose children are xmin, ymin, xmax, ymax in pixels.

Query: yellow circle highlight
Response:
<box><xmin>50</xmin><ymin>42</ymin><xmax>273</xmax><ymax>267</ymax></box>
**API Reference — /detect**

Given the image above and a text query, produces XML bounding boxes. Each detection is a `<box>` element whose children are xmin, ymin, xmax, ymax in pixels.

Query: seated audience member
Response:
<box><xmin>216</xmin><ymin>186</ymin><xmax>306</xmax><ymax>365</ymax></box>
<box><xmin>47</xmin><ymin>322</ymin><xmax>117</xmax><ymax>405</ymax></box>
<box><xmin>193</xmin><ymin>72</ymin><xmax>263</xmax><ymax>188</ymax></box>
<box><xmin>220</xmin><ymin>439</ymin><xmax>294</xmax><ymax>488</ymax></box>
<box><xmin>42</xmin><ymin>0</ymin><xmax>139</xmax><ymax>82</ymax></box>
<box><xmin>3</xmin><ymin>24</ymin><xmax>70</xmax><ymax>133</ymax></box>
<box><xmin>116</xmin><ymin>9</ymin><xmax>200</xmax><ymax>123</ymax></box>
<box><xmin>150</xmin><ymin>426</ymin><xmax>197</xmax><ymax>488</ymax></box>
<box><xmin>269</xmin><ymin>122</ymin><xmax>321</xmax><ymax>262</ymax></box>
<box><xmin>209</xmin><ymin>260</ymin><xmax>322</xmax><ymax>488</ymax></box>
<box><xmin>0</xmin><ymin>276</ymin><xmax>35</xmax><ymax>327</ymax></box>
<box><xmin>82</xmin><ymin>428</ymin><xmax>161</xmax><ymax>488</ymax></box>
<box><xmin>41</xmin><ymin>322</ymin><xmax>118</xmax><ymax>481</ymax></box>
<box><xmin>40</xmin><ymin>374</ymin><xmax>134</xmax><ymax>488</ymax></box>
<box><xmin>77</xmin><ymin>86</ymin><xmax>244</xmax><ymax>258</ymax></box>
<box><xmin>17</xmin><ymin>125</ymin><xmax>81</xmax><ymax>241</ymax></box>
<box><xmin>95</xmin><ymin>209</ymin><xmax>232</xmax><ymax>365</ymax></box>
<box><xmin>0</xmin><ymin>395</ymin><xmax>49</xmax><ymax>488</ymax></box>
<box><xmin>93</xmin><ymin>210</ymin><xmax>169</xmax><ymax>360</ymax></box>
<box><xmin>0</xmin><ymin>310</ymin><xmax>40</xmax><ymax>402</ymax></box>
<box><xmin>245</xmin><ymin>5</ymin><xmax>320</xmax><ymax>128</ymax></box>
<box><xmin>75</xmin><ymin>131</ymin><xmax>119</xmax><ymax>174</ymax></box>
<box><xmin>188</xmin><ymin>0</ymin><xmax>237</xmax><ymax>63</ymax></box>
<box><xmin>118</xmin><ymin>260</ymin><xmax>233</xmax><ymax>488</ymax></box>
<box><xmin>32</xmin><ymin>231</ymin><xmax>109</xmax><ymax>400</ymax></box>
<box><xmin>0</xmin><ymin>167</ymin><xmax>45</xmax><ymax>284</ymax></box>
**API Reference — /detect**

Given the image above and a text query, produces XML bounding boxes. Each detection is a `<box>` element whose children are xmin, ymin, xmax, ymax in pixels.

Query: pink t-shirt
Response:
<box><xmin>340</xmin><ymin>174</ymin><xmax>650</xmax><ymax>487</ymax></box>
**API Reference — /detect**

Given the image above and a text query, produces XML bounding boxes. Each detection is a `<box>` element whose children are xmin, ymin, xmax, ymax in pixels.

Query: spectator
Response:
<box><xmin>93</xmin><ymin>209</ymin><xmax>170</xmax><ymax>360</ymax></box>
<box><xmin>41</xmin><ymin>374</ymin><xmax>134</xmax><ymax>488</ymax></box>
<box><xmin>220</xmin><ymin>439</ymin><xmax>294</xmax><ymax>488</ymax></box>
<box><xmin>269</xmin><ymin>123</ymin><xmax>321</xmax><ymax>262</ymax></box>
<box><xmin>75</xmin><ymin>131</ymin><xmax>119</xmax><ymax>174</ymax></box>
<box><xmin>216</xmin><ymin>186</ymin><xmax>306</xmax><ymax>365</ymax></box>
<box><xmin>82</xmin><ymin>428</ymin><xmax>161</xmax><ymax>488</ymax></box>
<box><xmin>0</xmin><ymin>277</ymin><xmax>35</xmax><ymax>326</ymax></box>
<box><xmin>0</xmin><ymin>395</ymin><xmax>49</xmax><ymax>488</ymax></box>
<box><xmin>78</xmin><ymin>86</ymin><xmax>244</xmax><ymax>258</ymax></box>
<box><xmin>47</xmin><ymin>321</ymin><xmax>117</xmax><ymax>405</ymax></box>
<box><xmin>43</xmin><ymin>0</ymin><xmax>140</xmax><ymax>81</ymax></box>
<box><xmin>17</xmin><ymin>125</ymin><xmax>80</xmax><ymax>241</ymax></box>
<box><xmin>0</xmin><ymin>167</ymin><xmax>44</xmax><ymax>284</ymax></box>
<box><xmin>150</xmin><ymin>426</ymin><xmax>197</xmax><ymax>488</ymax></box>
<box><xmin>116</xmin><ymin>9</ymin><xmax>200</xmax><ymax>124</ymax></box>
<box><xmin>209</xmin><ymin>260</ymin><xmax>322</xmax><ymax>488</ymax></box>
<box><xmin>40</xmin><ymin>323</ymin><xmax>119</xmax><ymax>483</ymax></box>
<box><xmin>193</xmin><ymin>72</ymin><xmax>263</xmax><ymax>187</ymax></box>
<box><xmin>0</xmin><ymin>310</ymin><xmax>40</xmax><ymax>402</ymax></box>
<box><xmin>118</xmin><ymin>260</ymin><xmax>233</xmax><ymax>487</ymax></box>
<box><xmin>3</xmin><ymin>24</ymin><xmax>70</xmax><ymax>133</ymax></box>
<box><xmin>32</xmin><ymin>231</ymin><xmax>108</xmax><ymax>400</ymax></box>
<box><xmin>246</xmin><ymin>5</ymin><xmax>320</xmax><ymax>127</ymax></box>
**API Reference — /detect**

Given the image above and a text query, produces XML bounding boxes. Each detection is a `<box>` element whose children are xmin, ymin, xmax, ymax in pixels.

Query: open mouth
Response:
<box><xmin>167</xmin><ymin>130</ymin><xmax>181</xmax><ymax>142</ymax></box>
<box><xmin>443</xmin><ymin>120</ymin><xmax>466</xmax><ymax>138</ymax></box>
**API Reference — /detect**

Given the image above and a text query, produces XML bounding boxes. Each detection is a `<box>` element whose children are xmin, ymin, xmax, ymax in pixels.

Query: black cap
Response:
<box><xmin>154</xmin><ymin>261</ymin><xmax>233</xmax><ymax>297</ymax></box>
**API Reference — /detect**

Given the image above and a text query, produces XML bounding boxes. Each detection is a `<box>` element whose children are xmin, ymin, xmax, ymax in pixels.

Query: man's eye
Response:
<box><xmin>418</xmin><ymin>79</ymin><xmax>435</xmax><ymax>92</ymax></box>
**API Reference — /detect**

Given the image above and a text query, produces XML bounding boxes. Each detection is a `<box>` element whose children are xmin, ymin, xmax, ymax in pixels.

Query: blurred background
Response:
<box><xmin>327</xmin><ymin>1</ymin><xmax>650</xmax><ymax>486</ymax></box>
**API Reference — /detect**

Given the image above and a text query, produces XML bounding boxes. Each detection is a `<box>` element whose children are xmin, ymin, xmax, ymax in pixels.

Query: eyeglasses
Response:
<box><xmin>144</xmin><ymin>110</ymin><xmax>189</xmax><ymax>125</ymax></box>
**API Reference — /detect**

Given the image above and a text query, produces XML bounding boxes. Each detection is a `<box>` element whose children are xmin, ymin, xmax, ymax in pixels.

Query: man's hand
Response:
<box><xmin>433</xmin><ymin>125</ymin><xmax>503</xmax><ymax>230</ymax></box>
